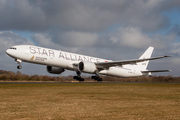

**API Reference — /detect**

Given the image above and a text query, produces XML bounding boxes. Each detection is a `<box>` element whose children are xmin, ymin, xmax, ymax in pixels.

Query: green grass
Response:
<box><xmin>0</xmin><ymin>83</ymin><xmax>180</xmax><ymax>120</ymax></box>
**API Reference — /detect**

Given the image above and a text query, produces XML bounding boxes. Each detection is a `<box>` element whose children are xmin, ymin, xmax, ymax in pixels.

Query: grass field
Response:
<box><xmin>0</xmin><ymin>83</ymin><xmax>180</xmax><ymax>120</ymax></box>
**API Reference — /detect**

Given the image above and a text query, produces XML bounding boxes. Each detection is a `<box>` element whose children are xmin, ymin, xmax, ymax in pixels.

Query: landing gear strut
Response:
<box><xmin>15</xmin><ymin>59</ymin><xmax>22</xmax><ymax>69</ymax></box>
<box><xmin>91</xmin><ymin>71</ymin><xmax>103</xmax><ymax>82</ymax></box>
<box><xmin>73</xmin><ymin>71</ymin><xmax>84</xmax><ymax>82</ymax></box>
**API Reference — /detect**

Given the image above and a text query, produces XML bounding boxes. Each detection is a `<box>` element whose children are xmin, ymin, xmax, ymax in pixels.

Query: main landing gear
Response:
<box><xmin>73</xmin><ymin>71</ymin><xmax>103</xmax><ymax>82</ymax></box>
<box><xmin>15</xmin><ymin>59</ymin><xmax>22</xmax><ymax>69</ymax></box>
<box><xmin>73</xmin><ymin>71</ymin><xmax>84</xmax><ymax>82</ymax></box>
<box><xmin>91</xmin><ymin>71</ymin><xmax>103</xmax><ymax>82</ymax></box>
<box><xmin>91</xmin><ymin>76</ymin><xmax>103</xmax><ymax>82</ymax></box>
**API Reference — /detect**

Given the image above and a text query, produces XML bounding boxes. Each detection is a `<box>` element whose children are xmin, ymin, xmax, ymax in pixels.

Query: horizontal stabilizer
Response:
<box><xmin>141</xmin><ymin>70</ymin><xmax>171</xmax><ymax>73</ymax></box>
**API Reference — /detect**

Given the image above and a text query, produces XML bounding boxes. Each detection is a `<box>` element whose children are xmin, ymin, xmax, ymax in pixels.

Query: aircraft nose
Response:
<box><xmin>6</xmin><ymin>49</ymin><xmax>13</xmax><ymax>57</ymax></box>
<box><xmin>6</xmin><ymin>49</ymin><xmax>10</xmax><ymax>55</ymax></box>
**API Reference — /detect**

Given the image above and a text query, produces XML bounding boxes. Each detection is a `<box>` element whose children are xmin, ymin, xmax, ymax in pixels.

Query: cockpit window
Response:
<box><xmin>10</xmin><ymin>47</ymin><xmax>17</xmax><ymax>50</ymax></box>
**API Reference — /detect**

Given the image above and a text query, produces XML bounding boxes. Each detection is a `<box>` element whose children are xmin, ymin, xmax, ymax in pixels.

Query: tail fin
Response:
<box><xmin>136</xmin><ymin>47</ymin><xmax>154</xmax><ymax>70</ymax></box>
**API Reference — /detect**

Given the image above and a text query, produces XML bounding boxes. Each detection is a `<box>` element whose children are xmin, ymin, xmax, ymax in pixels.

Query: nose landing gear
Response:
<box><xmin>17</xmin><ymin>65</ymin><xmax>22</xmax><ymax>69</ymax></box>
<box><xmin>15</xmin><ymin>59</ymin><xmax>22</xmax><ymax>69</ymax></box>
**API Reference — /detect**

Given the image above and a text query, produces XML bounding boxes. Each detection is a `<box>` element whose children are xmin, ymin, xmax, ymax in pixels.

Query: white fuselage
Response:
<box><xmin>6</xmin><ymin>45</ymin><xmax>145</xmax><ymax>77</ymax></box>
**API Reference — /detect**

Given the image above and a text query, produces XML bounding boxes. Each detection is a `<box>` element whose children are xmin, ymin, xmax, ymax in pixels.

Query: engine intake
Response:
<box><xmin>78</xmin><ymin>61</ymin><xmax>97</xmax><ymax>73</ymax></box>
<box><xmin>47</xmin><ymin>66</ymin><xmax>65</xmax><ymax>74</ymax></box>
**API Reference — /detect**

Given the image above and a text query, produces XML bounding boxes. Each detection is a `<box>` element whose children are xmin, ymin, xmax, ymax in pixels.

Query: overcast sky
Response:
<box><xmin>1</xmin><ymin>0</ymin><xmax>180</xmax><ymax>77</ymax></box>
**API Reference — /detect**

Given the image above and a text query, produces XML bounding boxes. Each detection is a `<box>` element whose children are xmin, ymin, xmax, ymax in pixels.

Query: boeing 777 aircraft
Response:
<box><xmin>6</xmin><ymin>45</ymin><xmax>171</xmax><ymax>81</ymax></box>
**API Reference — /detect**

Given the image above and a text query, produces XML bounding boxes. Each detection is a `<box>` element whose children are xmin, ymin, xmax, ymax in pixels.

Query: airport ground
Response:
<box><xmin>0</xmin><ymin>83</ymin><xmax>179</xmax><ymax>120</ymax></box>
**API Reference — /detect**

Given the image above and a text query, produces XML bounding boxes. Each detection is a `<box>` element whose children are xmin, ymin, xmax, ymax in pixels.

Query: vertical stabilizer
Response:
<box><xmin>136</xmin><ymin>47</ymin><xmax>154</xmax><ymax>70</ymax></box>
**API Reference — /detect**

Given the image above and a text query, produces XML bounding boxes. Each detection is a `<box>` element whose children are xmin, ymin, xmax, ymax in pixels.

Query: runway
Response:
<box><xmin>0</xmin><ymin>81</ymin><xmax>179</xmax><ymax>84</ymax></box>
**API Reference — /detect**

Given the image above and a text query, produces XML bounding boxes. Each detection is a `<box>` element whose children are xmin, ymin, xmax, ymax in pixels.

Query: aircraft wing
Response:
<box><xmin>95</xmin><ymin>55</ymin><xmax>172</xmax><ymax>69</ymax></box>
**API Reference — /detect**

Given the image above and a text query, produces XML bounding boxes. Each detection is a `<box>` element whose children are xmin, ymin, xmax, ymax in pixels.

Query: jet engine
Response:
<box><xmin>47</xmin><ymin>66</ymin><xmax>65</xmax><ymax>74</ymax></box>
<box><xmin>78</xmin><ymin>61</ymin><xmax>97</xmax><ymax>73</ymax></box>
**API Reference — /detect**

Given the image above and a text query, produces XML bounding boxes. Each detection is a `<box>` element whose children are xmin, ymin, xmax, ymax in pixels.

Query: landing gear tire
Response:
<box><xmin>97</xmin><ymin>78</ymin><xmax>102</xmax><ymax>82</ymax></box>
<box><xmin>73</xmin><ymin>76</ymin><xmax>78</xmax><ymax>80</ymax></box>
<box><xmin>79</xmin><ymin>78</ymin><xmax>84</xmax><ymax>82</ymax></box>
<box><xmin>91</xmin><ymin>76</ymin><xmax>103</xmax><ymax>82</ymax></box>
<box><xmin>73</xmin><ymin>71</ymin><xmax>84</xmax><ymax>82</ymax></box>
<box><xmin>73</xmin><ymin>76</ymin><xmax>84</xmax><ymax>82</ymax></box>
<box><xmin>17</xmin><ymin>66</ymin><xmax>22</xmax><ymax>69</ymax></box>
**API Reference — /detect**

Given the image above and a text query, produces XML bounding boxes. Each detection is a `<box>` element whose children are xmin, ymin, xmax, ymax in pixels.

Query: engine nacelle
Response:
<box><xmin>47</xmin><ymin>66</ymin><xmax>65</xmax><ymax>74</ymax></box>
<box><xmin>78</xmin><ymin>61</ymin><xmax>97</xmax><ymax>73</ymax></box>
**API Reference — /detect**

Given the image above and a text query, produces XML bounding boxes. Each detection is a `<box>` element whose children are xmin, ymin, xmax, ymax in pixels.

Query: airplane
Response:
<box><xmin>6</xmin><ymin>45</ymin><xmax>171</xmax><ymax>81</ymax></box>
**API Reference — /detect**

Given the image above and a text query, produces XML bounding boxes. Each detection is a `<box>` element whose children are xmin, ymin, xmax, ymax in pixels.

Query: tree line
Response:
<box><xmin>0</xmin><ymin>70</ymin><xmax>179</xmax><ymax>82</ymax></box>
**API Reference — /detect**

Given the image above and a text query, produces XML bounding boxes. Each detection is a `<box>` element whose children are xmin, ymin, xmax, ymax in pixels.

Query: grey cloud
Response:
<box><xmin>31</xmin><ymin>25</ymin><xmax>177</xmax><ymax>53</ymax></box>
<box><xmin>56</xmin><ymin>31</ymin><xmax>99</xmax><ymax>47</ymax></box>
<box><xmin>169</xmin><ymin>24</ymin><xmax>180</xmax><ymax>36</ymax></box>
<box><xmin>0</xmin><ymin>0</ymin><xmax>179</xmax><ymax>32</ymax></box>
<box><xmin>31</xmin><ymin>26</ymin><xmax>175</xmax><ymax>59</ymax></box>
<box><xmin>0</xmin><ymin>0</ymin><xmax>46</xmax><ymax>31</ymax></box>
<box><xmin>0</xmin><ymin>31</ymin><xmax>33</xmax><ymax>53</ymax></box>
<box><xmin>160</xmin><ymin>0</ymin><xmax>180</xmax><ymax>10</ymax></box>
